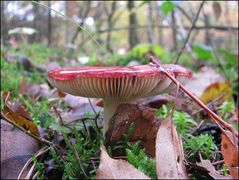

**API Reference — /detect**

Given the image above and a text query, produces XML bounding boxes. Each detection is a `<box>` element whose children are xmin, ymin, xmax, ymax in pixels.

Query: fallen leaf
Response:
<box><xmin>185</xmin><ymin>66</ymin><xmax>225</xmax><ymax>98</ymax></box>
<box><xmin>96</xmin><ymin>99</ymin><xmax>104</xmax><ymax>107</ymax></box>
<box><xmin>63</xmin><ymin>94</ymin><xmax>89</xmax><ymax>109</ymax></box>
<box><xmin>2</xmin><ymin>92</ymin><xmax>40</xmax><ymax>136</ymax></box>
<box><xmin>3</xmin><ymin>51</ymin><xmax>16</xmax><ymax>63</ymax></box>
<box><xmin>141</xmin><ymin>95</ymin><xmax>169</xmax><ymax>109</ymax></box>
<box><xmin>105</xmin><ymin>104</ymin><xmax>161</xmax><ymax>157</ymax></box>
<box><xmin>61</xmin><ymin>94</ymin><xmax>102</xmax><ymax>124</ymax></box>
<box><xmin>196</xmin><ymin>157</ymin><xmax>232</xmax><ymax>179</ymax></box>
<box><xmin>96</xmin><ymin>146</ymin><xmax>150</xmax><ymax>179</ymax></box>
<box><xmin>1</xmin><ymin>120</ymin><xmax>39</xmax><ymax>179</ymax></box>
<box><xmin>19</xmin><ymin>78</ymin><xmax>51</xmax><ymax>99</ymax></box>
<box><xmin>200</xmin><ymin>82</ymin><xmax>232</xmax><ymax>104</ymax></box>
<box><xmin>156</xmin><ymin>117</ymin><xmax>188</xmax><ymax>179</ymax></box>
<box><xmin>221</xmin><ymin>130</ymin><xmax>238</xmax><ymax>179</ymax></box>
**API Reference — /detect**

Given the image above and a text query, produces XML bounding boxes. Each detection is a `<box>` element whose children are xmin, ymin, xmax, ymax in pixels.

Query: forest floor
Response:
<box><xmin>1</xmin><ymin>43</ymin><xmax>238</xmax><ymax>179</ymax></box>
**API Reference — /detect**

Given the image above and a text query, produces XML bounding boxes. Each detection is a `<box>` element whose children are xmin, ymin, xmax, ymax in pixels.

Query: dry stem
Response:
<box><xmin>150</xmin><ymin>56</ymin><xmax>238</xmax><ymax>138</ymax></box>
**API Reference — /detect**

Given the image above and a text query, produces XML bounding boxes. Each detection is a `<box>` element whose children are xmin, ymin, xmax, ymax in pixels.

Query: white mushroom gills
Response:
<box><xmin>48</xmin><ymin>65</ymin><xmax>193</xmax><ymax>136</ymax></box>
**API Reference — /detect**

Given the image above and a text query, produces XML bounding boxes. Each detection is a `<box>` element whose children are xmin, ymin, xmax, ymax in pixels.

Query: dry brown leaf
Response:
<box><xmin>156</xmin><ymin>118</ymin><xmax>188</xmax><ymax>179</ymax></box>
<box><xmin>221</xmin><ymin>130</ymin><xmax>238</xmax><ymax>179</ymax></box>
<box><xmin>105</xmin><ymin>104</ymin><xmax>161</xmax><ymax>157</ymax></box>
<box><xmin>19</xmin><ymin>78</ymin><xmax>51</xmax><ymax>100</ymax></box>
<box><xmin>96</xmin><ymin>146</ymin><xmax>150</xmax><ymax>179</ymax></box>
<box><xmin>185</xmin><ymin>66</ymin><xmax>225</xmax><ymax>98</ymax></box>
<box><xmin>200</xmin><ymin>82</ymin><xmax>232</xmax><ymax>104</ymax></box>
<box><xmin>2</xmin><ymin>92</ymin><xmax>40</xmax><ymax>136</ymax></box>
<box><xmin>1</xmin><ymin>120</ymin><xmax>39</xmax><ymax>179</ymax></box>
<box><xmin>196</xmin><ymin>157</ymin><xmax>232</xmax><ymax>179</ymax></box>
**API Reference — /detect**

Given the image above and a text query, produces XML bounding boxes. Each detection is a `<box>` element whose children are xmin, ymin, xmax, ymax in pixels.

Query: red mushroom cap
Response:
<box><xmin>48</xmin><ymin>64</ymin><xmax>192</xmax><ymax>99</ymax></box>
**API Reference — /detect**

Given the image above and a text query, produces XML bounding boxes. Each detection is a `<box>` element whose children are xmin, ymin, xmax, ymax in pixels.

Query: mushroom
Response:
<box><xmin>48</xmin><ymin>64</ymin><xmax>192</xmax><ymax>135</ymax></box>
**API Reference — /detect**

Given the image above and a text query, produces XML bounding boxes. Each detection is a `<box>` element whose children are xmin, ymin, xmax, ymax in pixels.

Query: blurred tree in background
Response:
<box><xmin>1</xmin><ymin>1</ymin><xmax>238</xmax><ymax>55</ymax></box>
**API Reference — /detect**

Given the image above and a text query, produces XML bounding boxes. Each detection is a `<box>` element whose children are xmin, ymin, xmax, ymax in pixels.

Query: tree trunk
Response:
<box><xmin>156</xmin><ymin>2</ymin><xmax>163</xmax><ymax>45</ymax></box>
<box><xmin>128</xmin><ymin>1</ymin><xmax>139</xmax><ymax>49</ymax></box>
<box><xmin>147</xmin><ymin>2</ymin><xmax>154</xmax><ymax>44</ymax></box>
<box><xmin>203</xmin><ymin>13</ymin><xmax>210</xmax><ymax>45</ymax></box>
<box><xmin>106</xmin><ymin>1</ymin><xmax>116</xmax><ymax>53</ymax></box>
<box><xmin>171</xmin><ymin>10</ymin><xmax>177</xmax><ymax>51</ymax></box>
<box><xmin>47</xmin><ymin>1</ymin><xmax>52</xmax><ymax>46</ymax></box>
<box><xmin>1</xmin><ymin>1</ymin><xmax>6</xmax><ymax>40</ymax></box>
<box><xmin>33</xmin><ymin>0</ymin><xmax>39</xmax><ymax>42</ymax></box>
<box><xmin>71</xmin><ymin>1</ymin><xmax>91</xmax><ymax>44</ymax></box>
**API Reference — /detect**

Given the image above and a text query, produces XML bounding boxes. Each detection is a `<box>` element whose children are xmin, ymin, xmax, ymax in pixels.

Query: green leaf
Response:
<box><xmin>192</xmin><ymin>44</ymin><xmax>213</xmax><ymax>61</ymax></box>
<box><xmin>161</xmin><ymin>1</ymin><xmax>175</xmax><ymax>15</ymax></box>
<box><xmin>217</xmin><ymin>48</ymin><xmax>238</xmax><ymax>66</ymax></box>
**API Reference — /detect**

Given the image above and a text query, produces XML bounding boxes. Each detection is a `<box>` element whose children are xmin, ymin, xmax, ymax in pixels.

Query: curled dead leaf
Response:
<box><xmin>2</xmin><ymin>92</ymin><xmax>40</xmax><ymax>137</ymax></box>
<box><xmin>156</xmin><ymin>118</ymin><xmax>188</xmax><ymax>179</ymax></box>
<box><xmin>200</xmin><ymin>82</ymin><xmax>232</xmax><ymax>104</ymax></box>
<box><xmin>196</xmin><ymin>156</ymin><xmax>232</xmax><ymax>179</ymax></box>
<box><xmin>96</xmin><ymin>146</ymin><xmax>150</xmax><ymax>179</ymax></box>
<box><xmin>105</xmin><ymin>104</ymin><xmax>161</xmax><ymax>157</ymax></box>
<box><xmin>221</xmin><ymin>130</ymin><xmax>238</xmax><ymax>179</ymax></box>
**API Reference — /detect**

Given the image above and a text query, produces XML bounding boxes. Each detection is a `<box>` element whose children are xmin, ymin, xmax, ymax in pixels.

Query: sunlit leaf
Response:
<box><xmin>161</xmin><ymin>1</ymin><xmax>175</xmax><ymax>15</ymax></box>
<box><xmin>192</xmin><ymin>44</ymin><xmax>213</xmax><ymax>61</ymax></box>
<box><xmin>2</xmin><ymin>92</ymin><xmax>40</xmax><ymax>136</ymax></box>
<box><xmin>200</xmin><ymin>82</ymin><xmax>232</xmax><ymax>104</ymax></box>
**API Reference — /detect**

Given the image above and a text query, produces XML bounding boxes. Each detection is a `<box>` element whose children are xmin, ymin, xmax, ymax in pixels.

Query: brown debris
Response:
<box><xmin>105</xmin><ymin>103</ymin><xmax>161</xmax><ymax>157</ymax></box>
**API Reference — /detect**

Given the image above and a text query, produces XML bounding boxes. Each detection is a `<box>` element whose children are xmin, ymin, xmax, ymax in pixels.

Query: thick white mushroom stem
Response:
<box><xmin>103</xmin><ymin>98</ymin><xmax>135</xmax><ymax>136</ymax></box>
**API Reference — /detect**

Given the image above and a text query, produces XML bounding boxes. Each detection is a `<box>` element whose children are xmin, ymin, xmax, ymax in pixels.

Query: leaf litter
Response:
<box><xmin>1</xmin><ymin>44</ymin><xmax>238</xmax><ymax>179</ymax></box>
<box><xmin>155</xmin><ymin>117</ymin><xmax>188</xmax><ymax>179</ymax></box>
<box><xmin>96</xmin><ymin>146</ymin><xmax>150</xmax><ymax>179</ymax></box>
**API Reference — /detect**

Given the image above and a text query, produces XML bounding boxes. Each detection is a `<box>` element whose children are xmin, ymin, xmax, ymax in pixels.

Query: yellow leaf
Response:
<box><xmin>2</xmin><ymin>105</ymin><xmax>40</xmax><ymax>137</ymax></box>
<box><xmin>200</xmin><ymin>82</ymin><xmax>232</xmax><ymax>104</ymax></box>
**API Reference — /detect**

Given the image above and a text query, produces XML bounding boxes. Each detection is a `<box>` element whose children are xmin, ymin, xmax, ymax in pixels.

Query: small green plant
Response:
<box><xmin>32</xmin><ymin>155</ymin><xmax>45</xmax><ymax>179</ymax></box>
<box><xmin>173</xmin><ymin>111</ymin><xmax>197</xmax><ymax>137</ymax></box>
<box><xmin>184</xmin><ymin>134</ymin><xmax>217</xmax><ymax>160</ymax></box>
<box><xmin>155</xmin><ymin>101</ymin><xmax>174</xmax><ymax>120</ymax></box>
<box><xmin>126</xmin><ymin>141</ymin><xmax>157</xmax><ymax>179</ymax></box>
<box><xmin>221</xmin><ymin>164</ymin><xmax>229</xmax><ymax>176</ymax></box>
<box><xmin>217</xmin><ymin>101</ymin><xmax>234</xmax><ymax>121</ymax></box>
<box><xmin>107</xmin><ymin>122</ymin><xmax>157</xmax><ymax>179</ymax></box>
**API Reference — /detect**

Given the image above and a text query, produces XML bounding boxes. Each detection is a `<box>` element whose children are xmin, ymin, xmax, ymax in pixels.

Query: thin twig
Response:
<box><xmin>149</xmin><ymin>56</ymin><xmax>238</xmax><ymax>138</ymax></box>
<box><xmin>191</xmin><ymin>93</ymin><xmax>225</xmax><ymax>116</ymax></box>
<box><xmin>71</xmin><ymin>141</ymin><xmax>88</xmax><ymax>178</ymax></box>
<box><xmin>212</xmin><ymin>160</ymin><xmax>224</xmax><ymax>166</ymax></box>
<box><xmin>176</xmin><ymin>5</ymin><xmax>193</xmax><ymax>23</ymax></box>
<box><xmin>1</xmin><ymin>113</ymin><xmax>55</xmax><ymax>146</ymax></box>
<box><xmin>174</xmin><ymin>1</ymin><xmax>205</xmax><ymax>64</ymax></box>
<box><xmin>97</xmin><ymin>25</ymin><xmax>239</xmax><ymax>33</ymax></box>
<box><xmin>24</xmin><ymin>163</ymin><xmax>36</xmax><ymax>179</ymax></box>
<box><xmin>208</xmin><ymin>37</ymin><xmax>228</xmax><ymax>80</ymax></box>
<box><xmin>32</xmin><ymin>171</ymin><xmax>40</xmax><ymax>179</ymax></box>
<box><xmin>17</xmin><ymin>146</ymin><xmax>50</xmax><ymax>179</ymax></box>
<box><xmin>88</xmin><ymin>98</ymin><xmax>97</xmax><ymax>116</ymax></box>
<box><xmin>53</xmin><ymin>106</ymin><xmax>63</xmax><ymax>125</ymax></box>
<box><xmin>192</xmin><ymin>120</ymin><xmax>205</xmax><ymax>135</ymax></box>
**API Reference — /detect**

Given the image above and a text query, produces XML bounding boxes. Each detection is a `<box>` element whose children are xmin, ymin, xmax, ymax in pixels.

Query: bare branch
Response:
<box><xmin>174</xmin><ymin>1</ymin><xmax>205</xmax><ymax>64</ymax></box>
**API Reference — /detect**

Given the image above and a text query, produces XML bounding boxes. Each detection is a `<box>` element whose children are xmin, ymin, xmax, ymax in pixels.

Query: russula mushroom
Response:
<box><xmin>48</xmin><ymin>64</ymin><xmax>192</xmax><ymax>135</ymax></box>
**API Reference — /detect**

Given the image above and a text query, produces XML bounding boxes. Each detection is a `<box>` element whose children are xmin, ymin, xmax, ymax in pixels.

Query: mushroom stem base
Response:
<box><xmin>103</xmin><ymin>98</ymin><xmax>135</xmax><ymax>136</ymax></box>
